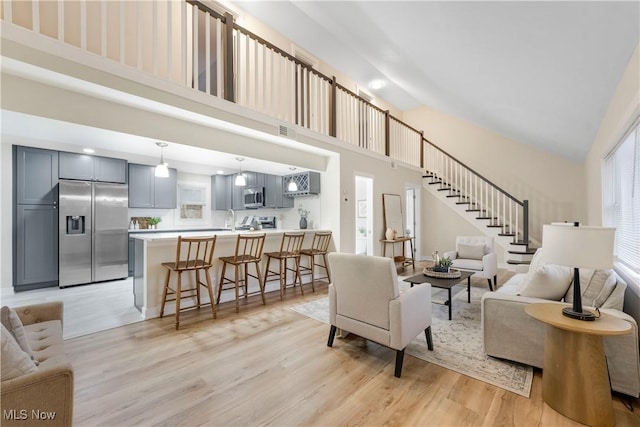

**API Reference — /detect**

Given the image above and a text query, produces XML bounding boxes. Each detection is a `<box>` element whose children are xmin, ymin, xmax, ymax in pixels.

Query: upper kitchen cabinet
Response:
<box><xmin>232</xmin><ymin>173</ymin><xmax>244</xmax><ymax>210</ymax></box>
<box><xmin>284</xmin><ymin>171</ymin><xmax>321</xmax><ymax>197</ymax></box>
<box><xmin>244</xmin><ymin>171</ymin><xmax>265</xmax><ymax>188</ymax></box>
<box><xmin>15</xmin><ymin>146</ymin><xmax>59</xmax><ymax>205</ymax></box>
<box><xmin>59</xmin><ymin>152</ymin><xmax>127</xmax><ymax>183</ymax></box>
<box><xmin>154</xmin><ymin>168</ymin><xmax>177</xmax><ymax>208</ymax></box>
<box><xmin>128</xmin><ymin>163</ymin><xmax>177</xmax><ymax>209</ymax></box>
<box><xmin>211</xmin><ymin>175</ymin><xmax>232</xmax><ymax>211</ymax></box>
<box><xmin>265</xmin><ymin>175</ymin><xmax>293</xmax><ymax>209</ymax></box>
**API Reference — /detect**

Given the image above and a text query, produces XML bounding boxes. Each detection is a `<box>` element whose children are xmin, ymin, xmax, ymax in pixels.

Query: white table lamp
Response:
<box><xmin>542</xmin><ymin>223</ymin><xmax>615</xmax><ymax>321</ymax></box>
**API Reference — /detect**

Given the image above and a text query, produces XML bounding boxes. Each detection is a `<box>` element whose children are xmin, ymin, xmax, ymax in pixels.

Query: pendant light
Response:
<box><xmin>234</xmin><ymin>157</ymin><xmax>246</xmax><ymax>186</ymax></box>
<box><xmin>287</xmin><ymin>167</ymin><xmax>298</xmax><ymax>192</ymax></box>
<box><xmin>155</xmin><ymin>142</ymin><xmax>169</xmax><ymax>178</ymax></box>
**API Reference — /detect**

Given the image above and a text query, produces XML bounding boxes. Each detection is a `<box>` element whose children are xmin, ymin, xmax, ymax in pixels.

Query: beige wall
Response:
<box><xmin>585</xmin><ymin>42</ymin><xmax>640</xmax><ymax>226</ymax></box>
<box><xmin>403</xmin><ymin>106</ymin><xmax>586</xmax><ymax>244</ymax></box>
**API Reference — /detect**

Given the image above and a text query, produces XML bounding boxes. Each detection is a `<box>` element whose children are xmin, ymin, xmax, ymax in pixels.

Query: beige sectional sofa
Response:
<box><xmin>1</xmin><ymin>301</ymin><xmax>73</xmax><ymax>427</ymax></box>
<box><xmin>481</xmin><ymin>253</ymin><xmax>640</xmax><ymax>397</ymax></box>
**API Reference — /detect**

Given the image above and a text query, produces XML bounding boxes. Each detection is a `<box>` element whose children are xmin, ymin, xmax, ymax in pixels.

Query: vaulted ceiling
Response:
<box><xmin>232</xmin><ymin>1</ymin><xmax>639</xmax><ymax>162</ymax></box>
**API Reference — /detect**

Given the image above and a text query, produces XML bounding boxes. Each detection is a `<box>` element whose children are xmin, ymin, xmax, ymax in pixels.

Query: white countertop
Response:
<box><xmin>130</xmin><ymin>229</ymin><xmax>323</xmax><ymax>241</ymax></box>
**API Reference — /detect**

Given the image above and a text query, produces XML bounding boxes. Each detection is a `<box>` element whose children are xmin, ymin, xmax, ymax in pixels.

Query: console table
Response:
<box><xmin>380</xmin><ymin>236</ymin><xmax>415</xmax><ymax>269</ymax></box>
<box><xmin>526</xmin><ymin>303</ymin><xmax>631</xmax><ymax>427</ymax></box>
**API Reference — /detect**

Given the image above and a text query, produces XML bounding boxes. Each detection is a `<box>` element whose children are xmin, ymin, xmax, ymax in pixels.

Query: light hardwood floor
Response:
<box><xmin>1</xmin><ymin>278</ymin><xmax>143</xmax><ymax>339</ymax></box>
<box><xmin>65</xmin><ymin>265</ymin><xmax>640</xmax><ymax>426</ymax></box>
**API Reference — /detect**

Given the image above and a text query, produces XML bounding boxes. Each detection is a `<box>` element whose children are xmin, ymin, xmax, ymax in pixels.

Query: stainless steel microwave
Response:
<box><xmin>243</xmin><ymin>187</ymin><xmax>265</xmax><ymax>209</ymax></box>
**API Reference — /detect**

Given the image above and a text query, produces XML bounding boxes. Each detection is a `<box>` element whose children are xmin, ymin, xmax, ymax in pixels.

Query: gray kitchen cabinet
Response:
<box><xmin>14</xmin><ymin>146</ymin><xmax>59</xmax><ymax>290</ymax></box>
<box><xmin>265</xmin><ymin>174</ymin><xmax>293</xmax><ymax>208</ymax></box>
<box><xmin>128</xmin><ymin>164</ymin><xmax>155</xmax><ymax>208</ymax></box>
<box><xmin>15</xmin><ymin>146</ymin><xmax>58</xmax><ymax>205</ymax></box>
<box><xmin>245</xmin><ymin>171</ymin><xmax>265</xmax><ymax>188</ymax></box>
<box><xmin>59</xmin><ymin>152</ymin><xmax>127</xmax><ymax>183</ymax></box>
<box><xmin>128</xmin><ymin>237</ymin><xmax>134</xmax><ymax>277</ymax></box>
<box><xmin>95</xmin><ymin>156</ymin><xmax>127</xmax><ymax>183</ymax></box>
<box><xmin>128</xmin><ymin>163</ymin><xmax>177</xmax><ymax>208</ymax></box>
<box><xmin>232</xmin><ymin>174</ymin><xmax>244</xmax><ymax>210</ymax></box>
<box><xmin>154</xmin><ymin>167</ymin><xmax>177</xmax><ymax>209</ymax></box>
<box><xmin>15</xmin><ymin>205</ymin><xmax>59</xmax><ymax>290</ymax></box>
<box><xmin>211</xmin><ymin>175</ymin><xmax>232</xmax><ymax>210</ymax></box>
<box><xmin>283</xmin><ymin>171</ymin><xmax>321</xmax><ymax>197</ymax></box>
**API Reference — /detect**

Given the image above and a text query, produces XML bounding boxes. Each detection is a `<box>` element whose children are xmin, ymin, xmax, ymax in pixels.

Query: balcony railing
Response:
<box><xmin>0</xmin><ymin>0</ymin><xmax>529</xmax><ymax>244</ymax></box>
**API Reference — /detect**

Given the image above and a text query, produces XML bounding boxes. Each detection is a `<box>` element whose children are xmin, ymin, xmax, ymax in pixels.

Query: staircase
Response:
<box><xmin>422</xmin><ymin>141</ymin><xmax>537</xmax><ymax>267</ymax></box>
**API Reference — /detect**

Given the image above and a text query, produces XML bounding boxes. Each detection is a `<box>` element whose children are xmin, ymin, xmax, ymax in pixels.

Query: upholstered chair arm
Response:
<box><xmin>14</xmin><ymin>301</ymin><xmax>64</xmax><ymax>328</ymax></box>
<box><xmin>1</xmin><ymin>364</ymin><xmax>74</xmax><ymax>427</ymax></box>
<box><xmin>443</xmin><ymin>250</ymin><xmax>457</xmax><ymax>260</ymax></box>
<box><xmin>389</xmin><ymin>284</ymin><xmax>432</xmax><ymax>350</ymax></box>
<box><xmin>329</xmin><ymin>284</ymin><xmax>337</xmax><ymax>325</ymax></box>
<box><xmin>514</xmin><ymin>264</ymin><xmax>531</xmax><ymax>274</ymax></box>
<box><xmin>482</xmin><ymin>252</ymin><xmax>498</xmax><ymax>277</ymax></box>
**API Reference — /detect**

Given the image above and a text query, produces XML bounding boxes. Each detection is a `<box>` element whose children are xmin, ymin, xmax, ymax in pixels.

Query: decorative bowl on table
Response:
<box><xmin>423</xmin><ymin>267</ymin><xmax>461</xmax><ymax>279</ymax></box>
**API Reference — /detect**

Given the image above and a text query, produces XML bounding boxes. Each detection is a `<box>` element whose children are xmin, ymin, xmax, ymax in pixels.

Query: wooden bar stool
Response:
<box><xmin>299</xmin><ymin>231</ymin><xmax>332</xmax><ymax>292</ymax></box>
<box><xmin>217</xmin><ymin>233</ymin><xmax>266</xmax><ymax>312</ymax></box>
<box><xmin>263</xmin><ymin>232</ymin><xmax>305</xmax><ymax>300</ymax></box>
<box><xmin>160</xmin><ymin>235</ymin><xmax>217</xmax><ymax>329</ymax></box>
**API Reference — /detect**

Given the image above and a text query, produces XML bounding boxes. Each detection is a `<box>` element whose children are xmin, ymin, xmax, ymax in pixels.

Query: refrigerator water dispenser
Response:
<box><xmin>66</xmin><ymin>216</ymin><xmax>85</xmax><ymax>235</ymax></box>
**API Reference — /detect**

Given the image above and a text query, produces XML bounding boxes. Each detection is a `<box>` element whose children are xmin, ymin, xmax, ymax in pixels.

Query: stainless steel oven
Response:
<box><xmin>243</xmin><ymin>187</ymin><xmax>265</xmax><ymax>209</ymax></box>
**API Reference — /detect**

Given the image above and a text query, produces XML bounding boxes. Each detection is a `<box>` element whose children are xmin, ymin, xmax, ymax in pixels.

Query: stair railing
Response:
<box><xmin>424</xmin><ymin>141</ymin><xmax>529</xmax><ymax>244</ymax></box>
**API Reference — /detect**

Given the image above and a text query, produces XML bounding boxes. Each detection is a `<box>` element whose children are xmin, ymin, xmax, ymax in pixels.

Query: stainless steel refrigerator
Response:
<box><xmin>59</xmin><ymin>180</ymin><xmax>129</xmax><ymax>287</ymax></box>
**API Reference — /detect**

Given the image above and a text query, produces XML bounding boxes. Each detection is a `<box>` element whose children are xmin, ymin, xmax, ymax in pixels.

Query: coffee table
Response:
<box><xmin>403</xmin><ymin>270</ymin><xmax>474</xmax><ymax>320</ymax></box>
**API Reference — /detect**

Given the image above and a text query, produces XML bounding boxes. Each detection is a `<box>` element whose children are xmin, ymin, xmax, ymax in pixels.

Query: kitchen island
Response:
<box><xmin>130</xmin><ymin>229</ymin><xmax>334</xmax><ymax>318</ymax></box>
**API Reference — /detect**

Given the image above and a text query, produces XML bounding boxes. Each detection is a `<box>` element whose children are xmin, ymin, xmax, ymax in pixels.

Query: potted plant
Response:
<box><xmin>434</xmin><ymin>256</ymin><xmax>453</xmax><ymax>273</ymax></box>
<box><xmin>148</xmin><ymin>217</ymin><xmax>161</xmax><ymax>229</ymax></box>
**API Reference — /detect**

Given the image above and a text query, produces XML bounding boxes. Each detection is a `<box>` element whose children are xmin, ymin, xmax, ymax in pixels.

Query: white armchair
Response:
<box><xmin>327</xmin><ymin>252</ymin><xmax>433</xmax><ymax>377</ymax></box>
<box><xmin>444</xmin><ymin>236</ymin><xmax>497</xmax><ymax>290</ymax></box>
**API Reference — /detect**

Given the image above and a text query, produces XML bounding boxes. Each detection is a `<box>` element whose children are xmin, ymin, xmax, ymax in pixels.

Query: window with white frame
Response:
<box><xmin>603</xmin><ymin>119</ymin><xmax>640</xmax><ymax>275</ymax></box>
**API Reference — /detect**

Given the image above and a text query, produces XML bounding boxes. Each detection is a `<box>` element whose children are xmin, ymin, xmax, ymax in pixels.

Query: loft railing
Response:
<box><xmin>1</xmin><ymin>0</ymin><xmax>528</xmax><ymax>243</ymax></box>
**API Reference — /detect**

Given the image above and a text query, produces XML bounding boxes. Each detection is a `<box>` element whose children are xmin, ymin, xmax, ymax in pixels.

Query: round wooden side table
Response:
<box><xmin>526</xmin><ymin>303</ymin><xmax>631</xmax><ymax>427</ymax></box>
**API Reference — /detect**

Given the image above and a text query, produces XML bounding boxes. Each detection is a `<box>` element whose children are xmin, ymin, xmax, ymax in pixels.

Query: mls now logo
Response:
<box><xmin>3</xmin><ymin>409</ymin><xmax>56</xmax><ymax>421</ymax></box>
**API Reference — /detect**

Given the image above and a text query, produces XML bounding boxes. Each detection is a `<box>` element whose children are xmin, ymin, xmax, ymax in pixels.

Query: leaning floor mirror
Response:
<box><xmin>382</xmin><ymin>193</ymin><xmax>405</xmax><ymax>240</ymax></box>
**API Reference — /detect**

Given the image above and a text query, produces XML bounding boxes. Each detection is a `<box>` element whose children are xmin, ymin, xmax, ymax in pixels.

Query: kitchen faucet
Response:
<box><xmin>227</xmin><ymin>209</ymin><xmax>235</xmax><ymax>231</ymax></box>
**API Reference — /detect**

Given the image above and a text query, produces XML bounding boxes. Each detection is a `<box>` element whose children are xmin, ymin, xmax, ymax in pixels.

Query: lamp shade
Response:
<box><xmin>234</xmin><ymin>174</ymin><xmax>246</xmax><ymax>186</ymax></box>
<box><xmin>542</xmin><ymin>224</ymin><xmax>615</xmax><ymax>269</ymax></box>
<box><xmin>287</xmin><ymin>180</ymin><xmax>298</xmax><ymax>192</ymax></box>
<box><xmin>155</xmin><ymin>163</ymin><xmax>169</xmax><ymax>178</ymax></box>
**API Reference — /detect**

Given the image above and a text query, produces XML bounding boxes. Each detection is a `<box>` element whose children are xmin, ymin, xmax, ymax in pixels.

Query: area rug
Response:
<box><xmin>290</xmin><ymin>282</ymin><xmax>533</xmax><ymax>397</ymax></box>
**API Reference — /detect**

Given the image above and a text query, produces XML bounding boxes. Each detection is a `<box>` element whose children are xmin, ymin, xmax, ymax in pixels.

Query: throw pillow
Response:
<box><xmin>1</xmin><ymin>324</ymin><xmax>37</xmax><ymax>381</ymax></box>
<box><xmin>457</xmin><ymin>243</ymin><xmax>485</xmax><ymax>260</ymax></box>
<box><xmin>1</xmin><ymin>306</ymin><xmax>34</xmax><ymax>359</ymax></box>
<box><xmin>528</xmin><ymin>248</ymin><xmax>545</xmax><ymax>273</ymax></box>
<box><xmin>518</xmin><ymin>264</ymin><xmax>573</xmax><ymax>300</ymax></box>
<box><xmin>565</xmin><ymin>269</ymin><xmax>617</xmax><ymax>308</ymax></box>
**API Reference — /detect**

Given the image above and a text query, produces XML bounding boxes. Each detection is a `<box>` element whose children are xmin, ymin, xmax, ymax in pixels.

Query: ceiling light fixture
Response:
<box><xmin>287</xmin><ymin>167</ymin><xmax>298</xmax><ymax>192</ymax></box>
<box><xmin>369</xmin><ymin>79</ymin><xmax>386</xmax><ymax>90</ymax></box>
<box><xmin>83</xmin><ymin>148</ymin><xmax>95</xmax><ymax>154</ymax></box>
<box><xmin>234</xmin><ymin>157</ymin><xmax>246</xmax><ymax>186</ymax></box>
<box><xmin>154</xmin><ymin>142</ymin><xmax>169</xmax><ymax>178</ymax></box>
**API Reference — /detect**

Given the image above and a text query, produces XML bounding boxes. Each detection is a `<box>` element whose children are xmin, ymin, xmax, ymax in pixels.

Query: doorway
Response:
<box><xmin>405</xmin><ymin>187</ymin><xmax>418</xmax><ymax>260</ymax></box>
<box><xmin>355</xmin><ymin>175</ymin><xmax>373</xmax><ymax>255</ymax></box>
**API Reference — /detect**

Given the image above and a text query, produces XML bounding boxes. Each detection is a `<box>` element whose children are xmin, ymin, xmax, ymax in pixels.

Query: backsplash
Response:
<box><xmin>128</xmin><ymin>171</ymin><xmax>313</xmax><ymax>230</ymax></box>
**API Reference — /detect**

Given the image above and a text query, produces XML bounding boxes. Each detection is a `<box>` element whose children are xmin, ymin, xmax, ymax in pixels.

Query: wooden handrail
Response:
<box><xmin>423</xmin><ymin>138</ymin><xmax>524</xmax><ymax>207</ymax></box>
